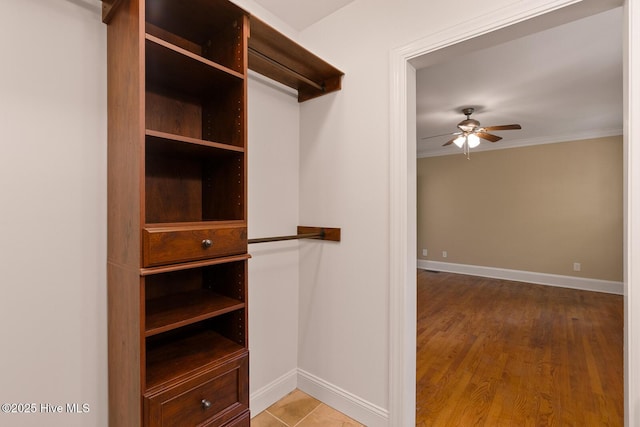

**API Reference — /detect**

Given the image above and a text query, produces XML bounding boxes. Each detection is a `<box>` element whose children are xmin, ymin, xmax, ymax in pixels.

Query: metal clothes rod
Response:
<box><xmin>248</xmin><ymin>47</ymin><xmax>325</xmax><ymax>92</ymax></box>
<box><xmin>248</xmin><ymin>232</ymin><xmax>323</xmax><ymax>245</ymax></box>
<box><xmin>248</xmin><ymin>227</ymin><xmax>340</xmax><ymax>245</ymax></box>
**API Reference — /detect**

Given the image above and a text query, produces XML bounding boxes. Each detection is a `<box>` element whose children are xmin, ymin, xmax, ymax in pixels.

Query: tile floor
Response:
<box><xmin>251</xmin><ymin>389</ymin><xmax>365</xmax><ymax>427</ymax></box>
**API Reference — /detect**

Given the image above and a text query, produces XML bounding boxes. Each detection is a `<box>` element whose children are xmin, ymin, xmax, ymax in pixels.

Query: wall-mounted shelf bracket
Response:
<box><xmin>248</xmin><ymin>226</ymin><xmax>341</xmax><ymax>244</ymax></box>
<box><xmin>248</xmin><ymin>17</ymin><xmax>344</xmax><ymax>102</ymax></box>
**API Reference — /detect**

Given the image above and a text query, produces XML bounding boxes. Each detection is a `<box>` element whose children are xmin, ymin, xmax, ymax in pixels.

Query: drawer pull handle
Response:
<box><xmin>202</xmin><ymin>239</ymin><xmax>213</xmax><ymax>249</ymax></box>
<box><xmin>201</xmin><ymin>399</ymin><xmax>212</xmax><ymax>410</ymax></box>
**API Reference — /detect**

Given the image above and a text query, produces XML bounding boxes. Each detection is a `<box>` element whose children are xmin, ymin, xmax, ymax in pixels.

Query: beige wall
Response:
<box><xmin>417</xmin><ymin>136</ymin><xmax>623</xmax><ymax>281</ymax></box>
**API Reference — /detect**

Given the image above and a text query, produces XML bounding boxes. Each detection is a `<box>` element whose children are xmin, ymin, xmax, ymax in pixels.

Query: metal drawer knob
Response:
<box><xmin>202</xmin><ymin>239</ymin><xmax>213</xmax><ymax>249</ymax></box>
<box><xmin>201</xmin><ymin>399</ymin><xmax>212</xmax><ymax>409</ymax></box>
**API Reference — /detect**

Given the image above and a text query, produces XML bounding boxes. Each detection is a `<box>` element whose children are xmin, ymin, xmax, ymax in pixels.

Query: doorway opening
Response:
<box><xmin>388</xmin><ymin>1</ymin><xmax>633</xmax><ymax>426</ymax></box>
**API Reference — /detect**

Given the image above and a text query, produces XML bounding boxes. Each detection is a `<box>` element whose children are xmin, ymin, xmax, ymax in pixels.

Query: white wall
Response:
<box><xmin>295</xmin><ymin>0</ymin><xmax>515</xmax><ymax>418</ymax></box>
<box><xmin>296</xmin><ymin>0</ymin><xmax>638</xmax><ymax>425</ymax></box>
<box><xmin>247</xmin><ymin>75</ymin><xmax>301</xmax><ymax>413</ymax></box>
<box><xmin>0</xmin><ymin>0</ymin><xmax>302</xmax><ymax>424</ymax></box>
<box><xmin>3</xmin><ymin>1</ymin><xmax>638</xmax><ymax>426</ymax></box>
<box><xmin>0</xmin><ymin>0</ymin><xmax>107</xmax><ymax>426</ymax></box>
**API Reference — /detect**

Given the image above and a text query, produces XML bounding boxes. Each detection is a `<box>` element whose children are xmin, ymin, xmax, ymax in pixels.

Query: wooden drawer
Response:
<box><xmin>219</xmin><ymin>410</ymin><xmax>250</xmax><ymax>426</ymax></box>
<box><xmin>145</xmin><ymin>352</ymin><xmax>248</xmax><ymax>427</ymax></box>
<box><xmin>143</xmin><ymin>222</ymin><xmax>247</xmax><ymax>267</ymax></box>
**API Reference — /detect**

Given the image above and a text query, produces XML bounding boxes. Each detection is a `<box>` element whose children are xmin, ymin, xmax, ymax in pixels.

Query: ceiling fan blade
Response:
<box><xmin>480</xmin><ymin>124</ymin><xmax>522</xmax><ymax>131</ymax></box>
<box><xmin>442</xmin><ymin>137</ymin><xmax>458</xmax><ymax>146</ymax></box>
<box><xmin>421</xmin><ymin>131</ymin><xmax>460</xmax><ymax>140</ymax></box>
<box><xmin>476</xmin><ymin>132</ymin><xmax>502</xmax><ymax>142</ymax></box>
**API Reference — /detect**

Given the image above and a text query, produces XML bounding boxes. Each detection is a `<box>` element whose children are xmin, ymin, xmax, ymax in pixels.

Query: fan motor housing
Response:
<box><xmin>457</xmin><ymin>118</ymin><xmax>479</xmax><ymax>132</ymax></box>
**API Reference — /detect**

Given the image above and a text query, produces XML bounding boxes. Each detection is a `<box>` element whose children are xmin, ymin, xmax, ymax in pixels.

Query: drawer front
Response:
<box><xmin>215</xmin><ymin>410</ymin><xmax>250</xmax><ymax>427</ymax></box>
<box><xmin>145</xmin><ymin>353</ymin><xmax>248</xmax><ymax>427</ymax></box>
<box><xmin>143</xmin><ymin>224</ymin><xmax>247</xmax><ymax>267</ymax></box>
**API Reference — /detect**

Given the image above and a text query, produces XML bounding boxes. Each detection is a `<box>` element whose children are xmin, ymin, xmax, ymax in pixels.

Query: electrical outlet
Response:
<box><xmin>442</xmin><ymin>251</ymin><xmax>448</xmax><ymax>258</ymax></box>
<box><xmin>422</xmin><ymin>249</ymin><xmax>428</xmax><ymax>256</ymax></box>
<box><xmin>573</xmin><ymin>262</ymin><xmax>581</xmax><ymax>272</ymax></box>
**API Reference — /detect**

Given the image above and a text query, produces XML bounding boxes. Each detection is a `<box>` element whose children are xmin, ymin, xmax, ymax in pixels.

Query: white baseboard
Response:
<box><xmin>418</xmin><ymin>260</ymin><xmax>623</xmax><ymax>295</ymax></box>
<box><xmin>297</xmin><ymin>369</ymin><xmax>389</xmax><ymax>427</ymax></box>
<box><xmin>250</xmin><ymin>368</ymin><xmax>298</xmax><ymax>416</ymax></box>
<box><xmin>250</xmin><ymin>368</ymin><xmax>389</xmax><ymax>426</ymax></box>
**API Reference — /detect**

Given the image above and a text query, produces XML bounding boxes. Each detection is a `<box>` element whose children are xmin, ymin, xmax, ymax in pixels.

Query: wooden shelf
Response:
<box><xmin>146</xmin><ymin>130</ymin><xmax>245</xmax><ymax>155</ymax></box>
<box><xmin>145</xmin><ymin>131</ymin><xmax>246</xmax><ymax>223</ymax></box>
<box><xmin>145</xmin><ymin>0</ymin><xmax>247</xmax><ymax>74</ymax></box>
<box><xmin>146</xmin><ymin>329</ymin><xmax>246</xmax><ymax>390</ymax></box>
<box><xmin>248</xmin><ymin>16</ymin><xmax>343</xmax><ymax>102</ymax></box>
<box><xmin>146</xmin><ymin>34</ymin><xmax>244</xmax><ymax>81</ymax></box>
<box><xmin>140</xmin><ymin>253</ymin><xmax>251</xmax><ymax>276</ymax></box>
<box><xmin>146</xmin><ymin>290</ymin><xmax>244</xmax><ymax>337</ymax></box>
<box><xmin>146</xmin><ymin>35</ymin><xmax>243</xmax><ymax>99</ymax></box>
<box><xmin>143</xmin><ymin>220</ymin><xmax>246</xmax><ymax>232</ymax></box>
<box><xmin>107</xmin><ymin>0</ymin><xmax>343</xmax><ymax>100</ymax></box>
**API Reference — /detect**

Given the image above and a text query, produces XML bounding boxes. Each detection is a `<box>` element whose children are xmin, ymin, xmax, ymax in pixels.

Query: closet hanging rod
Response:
<box><xmin>248</xmin><ymin>226</ymin><xmax>341</xmax><ymax>244</ymax></box>
<box><xmin>248</xmin><ymin>47</ymin><xmax>325</xmax><ymax>92</ymax></box>
<box><xmin>248</xmin><ymin>232</ymin><xmax>321</xmax><ymax>244</ymax></box>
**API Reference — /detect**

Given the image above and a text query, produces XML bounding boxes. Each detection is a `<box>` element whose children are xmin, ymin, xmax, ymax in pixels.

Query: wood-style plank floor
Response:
<box><xmin>416</xmin><ymin>270</ymin><xmax>623</xmax><ymax>426</ymax></box>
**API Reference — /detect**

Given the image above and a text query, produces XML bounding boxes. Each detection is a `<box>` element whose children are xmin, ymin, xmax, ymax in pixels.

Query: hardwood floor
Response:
<box><xmin>416</xmin><ymin>270</ymin><xmax>623</xmax><ymax>426</ymax></box>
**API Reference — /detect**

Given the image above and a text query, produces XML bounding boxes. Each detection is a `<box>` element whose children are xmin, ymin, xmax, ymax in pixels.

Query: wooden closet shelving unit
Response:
<box><xmin>248</xmin><ymin>17</ymin><xmax>344</xmax><ymax>102</ymax></box>
<box><xmin>103</xmin><ymin>0</ymin><xmax>342</xmax><ymax>425</ymax></box>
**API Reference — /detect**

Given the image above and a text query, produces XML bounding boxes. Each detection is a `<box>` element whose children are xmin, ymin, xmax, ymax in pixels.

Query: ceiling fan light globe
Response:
<box><xmin>453</xmin><ymin>135</ymin><xmax>466</xmax><ymax>147</ymax></box>
<box><xmin>468</xmin><ymin>133</ymin><xmax>481</xmax><ymax>148</ymax></box>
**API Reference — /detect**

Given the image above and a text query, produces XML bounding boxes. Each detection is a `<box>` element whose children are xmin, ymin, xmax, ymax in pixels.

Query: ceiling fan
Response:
<box><xmin>424</xmin><ymin>107</ymin><xmax>522</xmax><ymax>157</ymax></box>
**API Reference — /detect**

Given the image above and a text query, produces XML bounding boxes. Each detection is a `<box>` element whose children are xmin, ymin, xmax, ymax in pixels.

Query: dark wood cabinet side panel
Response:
<box><xmin>107</xmin><ymin>0</ymin><xmax>143</xmax><ymax>267</ymax></box>
<box><xmin>240</xmin><ymin>15</ymin><xmax>249</xmax><ymax>224</ymax></box>
<box><xmin>106</xmin><ymin>1</ymin><xmax>144</xmax><ymax>425</ymax></box>
<box><xmin>108</xmin><ymin>263</ymin><xmax>142</xmax><ymax>426</ymax></box>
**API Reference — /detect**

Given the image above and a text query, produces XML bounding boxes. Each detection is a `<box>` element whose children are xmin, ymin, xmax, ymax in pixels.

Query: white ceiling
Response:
<box><xmin>251</xmin><ymin>1</ymin><xmax>623</xmax><ymax>158</ymax></box>
<box><xmin>251</xmin><ymin>0</ymin><xmax>354</xmax><ymax>31</ymax></box>
<box><xmin>416</xmin><ymin>7</ymin><xmax>623</xmax><ymax>157</ymax></box>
